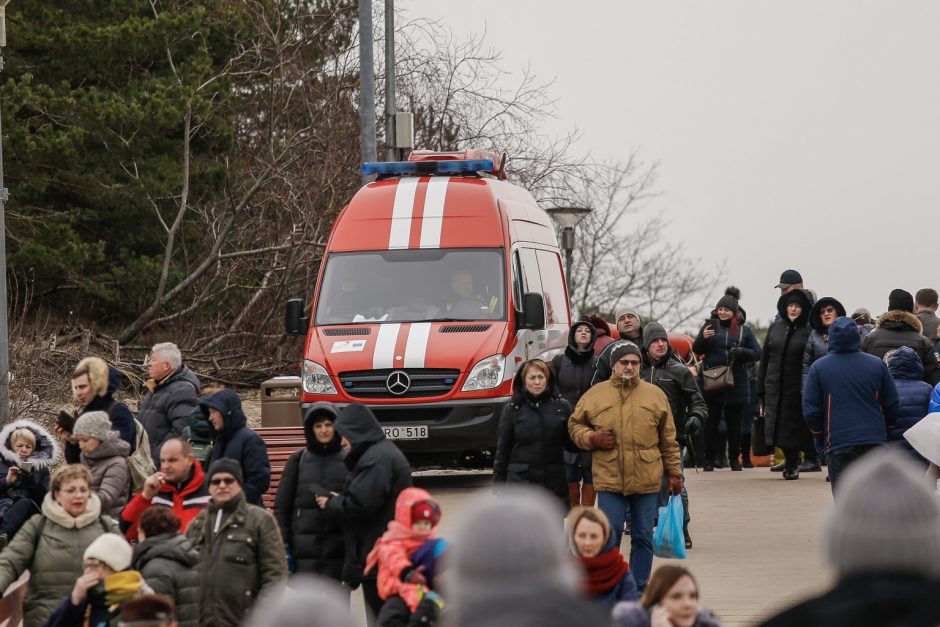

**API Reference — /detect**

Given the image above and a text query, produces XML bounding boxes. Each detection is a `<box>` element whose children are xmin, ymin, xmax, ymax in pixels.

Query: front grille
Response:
<box><xmin>439</xmin><ymin>324</ymin><xmax>491</xmax><ymax>333</ymax></box>
<box><xmin>323</xmin><ymin>327</ymin><xmax>371</xmax><ymax>336</ymax></box>
<box><xmin>339</xmin><ymin>368</ymin><xmax>460</xmax><ymax>399</ymax></box>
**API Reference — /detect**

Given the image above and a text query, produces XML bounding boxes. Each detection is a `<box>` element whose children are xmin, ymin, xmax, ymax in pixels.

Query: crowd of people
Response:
<box><xmin>0</xmin><ymin>274</ymin><xmax>938</xmax><ymax>625</ymax></box>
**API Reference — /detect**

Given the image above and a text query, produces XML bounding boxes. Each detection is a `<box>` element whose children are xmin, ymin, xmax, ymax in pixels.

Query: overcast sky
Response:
<box><xmin>403</xmin><ymin>1</ymin><xmax>939</xmax><ymax>328</ymax></box>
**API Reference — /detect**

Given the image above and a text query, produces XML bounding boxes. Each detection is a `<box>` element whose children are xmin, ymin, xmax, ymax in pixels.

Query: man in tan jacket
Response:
<box><xmin>569</xmin><ymin>340</ymin><xmax>682</xmax><ymax>591</ymax></box>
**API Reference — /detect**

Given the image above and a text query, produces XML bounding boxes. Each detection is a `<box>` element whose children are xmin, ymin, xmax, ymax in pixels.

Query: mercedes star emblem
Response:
<box><xmin>386</xmin><ymin>370</ymin><xmax>411</xmax><ymax>395</ymax></box>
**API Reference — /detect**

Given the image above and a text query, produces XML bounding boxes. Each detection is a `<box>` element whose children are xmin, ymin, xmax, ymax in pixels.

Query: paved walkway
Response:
<box><xmin>647</xmin><ymin>466</ymin><xmax>834</xmax><ymax>626</ymax></box>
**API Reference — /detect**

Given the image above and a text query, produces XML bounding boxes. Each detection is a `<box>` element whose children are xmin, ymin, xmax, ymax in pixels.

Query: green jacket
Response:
<box><xmin>186</xmin><ymin>492</ymin><xmax>287</xmax><ymax>627</ymax></box>
<box><xmin>0</xmin><ymin>492</ymin><xmax>118</xmax><ymax>627</ymax></box>
<box><xmin>132</xmin><ymin>532</ymin><xmax>200</xmax><ymax>627</ymax></box>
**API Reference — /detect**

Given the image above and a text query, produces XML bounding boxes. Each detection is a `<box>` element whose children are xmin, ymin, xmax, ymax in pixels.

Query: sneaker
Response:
<box><xmin>684</xmin><ymin>529</ymin><xmax>693</xmax><ymax>550</ymax></box>
<box><xmin>798</xmin><ymin>460</ymin><xmax>822</xmax><ymax>472</ymax></box>
<box><xmin>783</xmin><ymin>468</ymin><xmax>800</xmax><ymax>480</ymax></box>
<box><xmin>730</xmin><ymin>462</ymin><xmax>743</xmax><ymax>471</ymax></box>
<box><xmin>770</xmin><ymin>462</ymin><xmax>785</xmax><ymax>472</ymax></box>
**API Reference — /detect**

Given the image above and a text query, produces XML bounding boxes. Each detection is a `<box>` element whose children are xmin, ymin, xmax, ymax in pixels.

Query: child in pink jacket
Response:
<box><xmin>365</xmin><ymin>487</ymin><xmax>448</xmax><ymax>626</ymax></box>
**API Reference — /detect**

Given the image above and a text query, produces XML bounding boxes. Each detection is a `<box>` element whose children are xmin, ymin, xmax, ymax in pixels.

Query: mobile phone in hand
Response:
<box><xmin>309</xmin><ymin>483</ymin><xmax>333</xmax><ymax>498</ymax></box>
<box><xmin>57</xmin><ymin>411</ymin><xmax>76</xmax><ymax>433</ymax></box>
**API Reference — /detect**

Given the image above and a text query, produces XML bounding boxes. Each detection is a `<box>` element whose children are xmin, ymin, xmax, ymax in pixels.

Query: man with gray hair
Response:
<box><xmin>140</xmin><ymin>342</ymin><xmax>200</xmax><ymax>460</ymax></box>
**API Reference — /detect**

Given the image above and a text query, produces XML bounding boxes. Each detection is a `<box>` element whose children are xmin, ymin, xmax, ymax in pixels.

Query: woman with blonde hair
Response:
<box><xmin>567</xmin><ymin>506</ymin><xmax>638</xmax><ymax>609</ymax></box>
<box><xmin>0</xmin><ymin>464</ymin><xmax>119</xmax><ymax>627</ymax></box>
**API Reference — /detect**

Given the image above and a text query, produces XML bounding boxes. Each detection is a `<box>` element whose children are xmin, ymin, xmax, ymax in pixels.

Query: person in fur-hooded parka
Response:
<box><xmin>65</xmin><ymin>357</ymin><xmax>137</xmax><ymax>463</ymax></box>
<box><xmin>0</xmin><ymin>420</ymin><xmax>59</xmax><ymax>544</ymax></box>
<box><xmin>758</xmin><ymin>289</ymin><xmax>814</xmax><ymax>478</ymax></box>
<box><xmin>861</xmin><ymin>291</ymin><xmax>940</xmax><ymax>385</ymax></box>
<box><xmin>493</xmin><ymin>360</ymin><xmax>574</xmax><ymax>509</ymax></box>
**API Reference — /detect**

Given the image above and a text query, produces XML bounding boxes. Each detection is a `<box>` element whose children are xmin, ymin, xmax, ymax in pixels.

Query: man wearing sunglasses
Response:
<box><xmin>186</xmin><ymin>459</ymin><xmax>287</xmax><ymax>627</ymax></box>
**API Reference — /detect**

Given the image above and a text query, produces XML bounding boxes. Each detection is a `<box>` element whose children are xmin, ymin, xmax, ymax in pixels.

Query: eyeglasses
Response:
<box><xmin>210</xmin><ymin>477</ymin><xmax>237</xmax><ymax>486</ymax></box>
<box><xmin>820</xmin><ymin>306</ymin><xmax>837</xmax><ymax>314</ymax></box>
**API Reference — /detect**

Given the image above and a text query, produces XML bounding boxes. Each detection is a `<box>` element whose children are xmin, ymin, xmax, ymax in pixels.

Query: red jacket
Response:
<box><xmin>120</xmin><ymin>461</ymin><xmax>210</xmax><ymax>539</ymax></box>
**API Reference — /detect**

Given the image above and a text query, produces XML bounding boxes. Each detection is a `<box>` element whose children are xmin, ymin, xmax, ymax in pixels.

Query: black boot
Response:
<box><xmin>741</xmin><ymin>434</ymin><xmax>753</xmax><ymax>468</ymax></box>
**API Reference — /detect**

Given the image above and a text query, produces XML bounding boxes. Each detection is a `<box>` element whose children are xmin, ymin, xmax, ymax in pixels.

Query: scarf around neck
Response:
<box><xmin>580</xmin><ymin>545</ymin><xmax>629</xmax><ymax>596</ymax></box>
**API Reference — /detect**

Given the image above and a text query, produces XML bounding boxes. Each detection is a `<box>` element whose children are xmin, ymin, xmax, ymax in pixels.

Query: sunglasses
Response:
<box><xmin>820</xmin><ymin>306</ymin><xmax>837</xmax><ymax>314</ymax></box>
<box><xmin>210</xmin><ymin>477</ymin><xmax>237</xmax><ymax>486</ymax></box>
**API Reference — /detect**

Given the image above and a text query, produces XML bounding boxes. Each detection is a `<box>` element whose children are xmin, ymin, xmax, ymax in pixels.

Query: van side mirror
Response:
<box><xmin>521</xmin><ymin>292</ymin><xmax>545</xmax><ymax>330</ymax></box>
<box><xmin>285</xmin><ymin>299</ymin><xmax>309</xmax><ymax>335</ymax></box>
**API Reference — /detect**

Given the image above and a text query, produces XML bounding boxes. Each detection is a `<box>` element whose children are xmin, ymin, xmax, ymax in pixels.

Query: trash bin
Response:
<box><xmin>260</xmin><ymin>376</ymin><xmax>302</xmax><ymax>427</ymax></box>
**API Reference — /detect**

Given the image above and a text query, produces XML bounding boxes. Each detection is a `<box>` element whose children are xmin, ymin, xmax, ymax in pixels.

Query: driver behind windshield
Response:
<box><xmin>446</xmin><ymin>271</ymin><xmax>497</xmax><ymax>318</ymax></box>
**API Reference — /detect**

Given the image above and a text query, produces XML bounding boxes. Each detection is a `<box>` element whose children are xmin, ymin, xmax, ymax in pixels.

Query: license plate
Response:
<box><xmin>383</xmin><ymin>425</ymin><xmax>429</xmax><ymax>440</ymax></box>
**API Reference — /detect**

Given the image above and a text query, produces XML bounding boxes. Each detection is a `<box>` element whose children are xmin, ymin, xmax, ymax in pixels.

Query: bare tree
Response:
<box><xmin>558</xmin><ymin>159</ymin><xmax>726</xmax><ymax>329</ymax></box>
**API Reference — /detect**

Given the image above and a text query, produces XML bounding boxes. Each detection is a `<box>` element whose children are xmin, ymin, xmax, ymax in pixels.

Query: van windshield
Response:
<box><xmin>315</xmin><ymin>249</ymin><xmax>506</xmax><ymax>324</ymax></box>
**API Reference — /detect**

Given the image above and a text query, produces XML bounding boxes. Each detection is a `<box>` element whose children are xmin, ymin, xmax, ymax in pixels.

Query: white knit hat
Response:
<box><xmin>84</xmin><ymin>533</ymin><xmax>133</xmax><ymax>572</ymax></box>
<box><xmin>73</xmin><ymin>411</ymin><xmax>113</xmax><ymax>442</ymax></box>
<box><xmin>446</xmin><ymin>486</ymin><xmax>577</xmax><ymax>614</ymax></box>
<box><xmin>823</xmin><ymin>448</ymin><xmax>940</xmax><ymax>578</ymax></box>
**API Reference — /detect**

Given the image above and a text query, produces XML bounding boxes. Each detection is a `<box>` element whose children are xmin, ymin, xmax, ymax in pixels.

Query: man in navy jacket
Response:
<box><xmin>803</xmin><ymin>317</ymin><xmax>900</xmax><ymax>494</ymax></box>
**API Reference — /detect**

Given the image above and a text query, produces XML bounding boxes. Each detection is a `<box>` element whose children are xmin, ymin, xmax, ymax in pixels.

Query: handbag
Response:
<box><xmin>751</xmin><ymin>414</ymin><xmax>774</xmax><ymax>457</ymax></box>
<box><xmin>701</xmin><ymin>327</ymin><xmax>743</xmax><ymax>393</ymax></box>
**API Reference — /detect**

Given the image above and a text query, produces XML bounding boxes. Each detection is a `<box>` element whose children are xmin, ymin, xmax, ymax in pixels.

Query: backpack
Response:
<box><xmin>182</xmin><ymin>405</ymin><xmax>214</xmax><ymax>464</ymax></box>
<box><xmin>105</xmin><ymin>400</ymin><xmax>156</xmax><ymax>493</ymax></box>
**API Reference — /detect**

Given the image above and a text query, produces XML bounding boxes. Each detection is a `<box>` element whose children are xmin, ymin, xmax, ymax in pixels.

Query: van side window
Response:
<box><xmin>535</xmin><ymin>250</ymin><xmax>567</xmax><ymax>326</ymax></box>
<box><xmin>511</xmin><ymin>250</ymin><xmax>524</xmax><ymax>310</ymax></box>
<box><xmin>518</xmin><ymin>248</ymin><xmax>542</xmax><ymax>296</ymax></box>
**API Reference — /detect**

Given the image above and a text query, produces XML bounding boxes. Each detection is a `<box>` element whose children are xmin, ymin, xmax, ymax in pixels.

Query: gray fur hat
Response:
<box><xmin>824</xmin><ymin>448</ymin><xmax>940</xmax><ymax>578</ymax></box>
<box><xmin>72</xmin><ymin>411</ymin><xmax>113</xmax><ymax>442</ymax></box>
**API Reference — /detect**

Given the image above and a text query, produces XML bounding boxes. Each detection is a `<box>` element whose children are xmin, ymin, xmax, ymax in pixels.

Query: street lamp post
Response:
<box><xmin>0</xmin><ymin>0</ymin><xmax>11</xmax><ymax>423</ymax></box>
<box><xmin>544</xmin><ymin>206</ymin><xmax>592</xmax><ymax>295</ymax></box>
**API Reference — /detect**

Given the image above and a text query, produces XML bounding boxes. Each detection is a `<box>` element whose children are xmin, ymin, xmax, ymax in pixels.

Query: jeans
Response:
<box><xmin>597</xmin><ymin>491</ymin><xmax>659</xmax><ymax>590</ymax></box>
<box><xmin>565</xmin><ymin>462</ymin><xmax>593</xmax><ymax>484</ymax></box>
<box><xmin>827</xmin><ymin>444</ymin><xmax>880</xmax><ymax>495</ymax></box>
<box><xmin>658</xmin><ymin>444</ymin><xmax>690</xmax><ymax>529</ymax></box>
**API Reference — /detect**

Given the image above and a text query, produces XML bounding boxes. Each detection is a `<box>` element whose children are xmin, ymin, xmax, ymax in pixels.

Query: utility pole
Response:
<box><xmin>384</xmin><ymin>0</ymin><xmax>396</xmax><ymax>161</ymax></box>
<box><xmin>0</xmin><ymin>1</ymin><xmax>12</xmax><ymax>423</ymax></box>
<box><xmin>358</xmin><ymin>0</ymin><xmax>377</xmax><ymax>184</ymax></box>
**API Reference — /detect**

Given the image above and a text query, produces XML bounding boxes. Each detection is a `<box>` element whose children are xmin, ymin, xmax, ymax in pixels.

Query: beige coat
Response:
<box><xmin>568</xmin><ymin>375</ymin><xmax>681</xmax><ymax>495</ymax></box>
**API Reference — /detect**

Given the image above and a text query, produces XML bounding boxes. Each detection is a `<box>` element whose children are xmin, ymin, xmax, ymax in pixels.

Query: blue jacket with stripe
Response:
<box><xmin>803</xmin><ymin>317</ymin><xmax>900</xmax><ymax>455</ymax></box>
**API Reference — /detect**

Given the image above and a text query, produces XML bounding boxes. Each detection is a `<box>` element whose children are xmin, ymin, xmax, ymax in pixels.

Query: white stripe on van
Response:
<box><xmin>373</xmin><ymin>323</ymin><xmax>401</xmax><ymax>369</ymax></box>
<box><xmin>403</xmin><ymin>322</ymin><xmax>432</xmax><ymax>368</ymax></box>
<box><xmin>388</xmin><ymin>178</ymin><xmax>419</xmax><ymax>249</ymax></box>
<box><xmin>419</xmin><ymin>177</ymin><xmax>449</xmax><ymax>248</ymax></box>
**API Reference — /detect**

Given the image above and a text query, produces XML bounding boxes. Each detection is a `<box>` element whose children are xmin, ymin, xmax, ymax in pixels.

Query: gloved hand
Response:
<box><xmin>588</xmin><ymin>428</ymin><xmax>616</xmax><ymax>450</ymax></box>
<box><xmin>728</xmin><ymin>346</ymin><xmax>743</xmax><ymax>362</ymax></box>
<box><xmin>401</xmin><ymin>565</ymin><xmax>427</xmax><ymax>586</ymax></box>
<box><xmin>685</xmin><ymin>416</ymin><xmax>702</xmax><ymax>438</ymax></box>
<box><xmin>667</xmin><ymin>474</ymin><xmax>683</xmax><ymax>496</ymax></box>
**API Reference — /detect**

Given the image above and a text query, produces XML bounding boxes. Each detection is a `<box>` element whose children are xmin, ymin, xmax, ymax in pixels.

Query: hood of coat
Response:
<box><xmin>511</xmin><ymin>360</ymin><xmax>559</xmax><ymax>406</ymax></box>
<box><xmin>886</xmin><ymin>346</ymin><xmax>924</xmax><ymax>381</ymax></box>
<box><xmin>133</xmin><ymin>532</ymin><xmax>198</xmax><ymax>569</ymax></box>
<box><xmin>199</xmin><ymin>388</ymin><xmax>247</xmax><ymax>442</ymax></box>
<box><xmin>565</xmin><ymin>321</ymin><xmax>597</xmax><ymax>363</ymax></box>
<box><xmin>84</xmin><ymin>432</ymin><xmax>131</xmax><ymax>461</ymax></box>
<box><xmin>828</xmin><ymin>317</ymin><xmax>861</xmax><ymax>354</ymax></box>
<box><xmin>876</xmin><ymin>310</ymin><xmax>924</xmax><ymax>334</ymax></box>
<box><xmin>0</xmin><ymin>419</ymin><xmax>60</xmax><ymax>469</ymax></box>
<box><xmin>582</xmin><ymin>315</ymin><xmax>613</xmax><ymax>339</ymax></box>
<box><xmin>776</xmin><ymin>289</ymin><xmax>812</xmax><ymax>326</ymax></box>
<box><xmin>393</xmin><ymin>486</ymin><xmax>441</xmax><ymax>529</ymax></box>
<box><xmin>303</xmin><ymin>402</ymin><xmax>343</xmax><ymax>454</ymax></box>
<box><xmin>810</xmin><ymin>297</ymin><xmax>847</xmax><ymax>331</ymax></box>
<box><xmin>41</xmin><ymin>490</ymin><xmax>104</xmax><ymax>529</ymax></box>
<box><xmin>332</xmin><ymin>402</ymin><xmax>385</xmax><ymax>448</ymax></box>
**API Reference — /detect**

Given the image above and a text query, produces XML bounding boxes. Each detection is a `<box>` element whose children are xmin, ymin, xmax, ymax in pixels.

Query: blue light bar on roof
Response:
<box><xmin>363</xmin><ymin>159</ymin><xmax>494</xmax><ymax>176</ymax></box>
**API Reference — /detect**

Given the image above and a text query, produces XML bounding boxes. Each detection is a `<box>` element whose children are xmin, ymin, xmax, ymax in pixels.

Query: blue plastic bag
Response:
<box><xmin>653</xmin><ymin>494</ymin><xmax>686</xmax><ymax>559</ymax></box>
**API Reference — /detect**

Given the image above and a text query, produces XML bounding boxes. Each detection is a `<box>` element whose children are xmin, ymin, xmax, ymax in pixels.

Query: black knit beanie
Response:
<box><xmin>715</xmin><ymin>286</ymin><xmax>740</xmax><ymax>313</ymax></box>
<box><xmin>888</xmin><ymin>289</ymin><xmax>914</xmax><ymax>313</ymax></box>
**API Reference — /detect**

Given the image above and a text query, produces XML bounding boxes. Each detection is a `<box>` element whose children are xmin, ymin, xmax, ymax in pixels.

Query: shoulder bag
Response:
<box><xmin>702</xmin><ymin>328</ymin><xmax>743</xmax><ymax>393</ymax></box>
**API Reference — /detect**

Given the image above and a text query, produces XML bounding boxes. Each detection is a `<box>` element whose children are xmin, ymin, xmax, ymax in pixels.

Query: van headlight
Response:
<box><xmin>461</xmin><ymin>355</ymin><xmax>506</xmax><ymax>391</ymax></box>
<box><xmin>302</xmin><ymin>360</ymin><xmax>337</xmax><ymax>395</ymax></box>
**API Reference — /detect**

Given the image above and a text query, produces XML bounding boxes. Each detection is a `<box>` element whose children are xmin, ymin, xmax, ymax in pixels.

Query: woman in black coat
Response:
<box><xmin>692</xmin><ymin>287</ymin><xmax>762</xmax><ymax>471</ymax></box>
<box><xmin>550</xmin><ymin>321</ymin><xmax>598</xmax><ymax>508</ymax></box>
<box><xmin>274</xmin><ymin>402</ymin><xmax>348</xmax><ymax>581</ymax></box>
<box><xmin>493</xmin><ymin>359</ymin><xmax>573</xmax><ymax>508</ymax></box>
<box><xmin>758</xmin><ymin>289</ymin><xmax>814</xmax><ymax>480</ymax></box>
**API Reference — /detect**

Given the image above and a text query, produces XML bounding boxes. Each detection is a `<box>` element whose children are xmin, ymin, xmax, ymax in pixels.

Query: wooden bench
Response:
<box><xmin>256</xmin><ymin>426</ymin><xmax>307</xmax><ymax>510</ymax></box>
<box><xmin>0</xmin><ymin>571</ymin><xmax>29</xmax><ymax>627</ymax></box>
